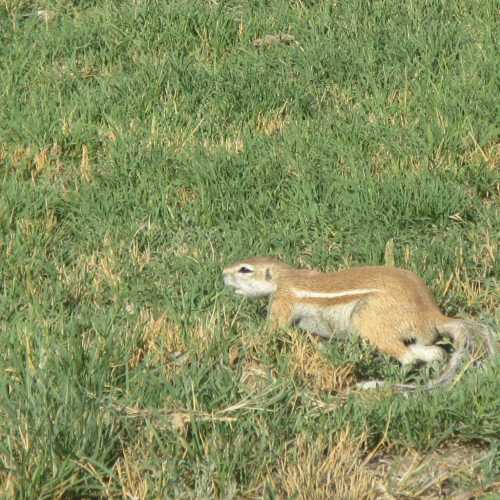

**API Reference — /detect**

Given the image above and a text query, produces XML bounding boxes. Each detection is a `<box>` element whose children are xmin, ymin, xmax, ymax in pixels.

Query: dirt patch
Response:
<box><xmin>368</xmin><ymin>442</ymin><xmax>498</xmax><ymax>499</ymax></box>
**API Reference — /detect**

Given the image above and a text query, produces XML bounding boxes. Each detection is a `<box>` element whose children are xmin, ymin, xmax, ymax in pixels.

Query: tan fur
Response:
<box><xmin>223</xmin><ymin>257</ymin><xmax>497</xmax><ymax>391</ymax></box>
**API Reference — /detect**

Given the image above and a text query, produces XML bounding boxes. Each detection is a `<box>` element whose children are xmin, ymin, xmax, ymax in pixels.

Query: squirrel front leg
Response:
<box><xmin>267</xmin><ymin>296</ymin><xmax>294</xmax><ymax>331</ymax></box>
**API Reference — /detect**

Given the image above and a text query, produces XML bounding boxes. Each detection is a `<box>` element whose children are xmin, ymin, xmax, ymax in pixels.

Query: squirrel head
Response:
<box><xmin>222</xmin><ymin>256</ymin><xmax>286</xmax><ymax>298</ymax></box>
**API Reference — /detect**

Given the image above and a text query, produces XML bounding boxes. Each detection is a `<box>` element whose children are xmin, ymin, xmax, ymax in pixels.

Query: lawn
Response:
<box><xmin>0</xmin><ymin>0</ymin><xmax>499</xmax><ymax>497</ymax></box>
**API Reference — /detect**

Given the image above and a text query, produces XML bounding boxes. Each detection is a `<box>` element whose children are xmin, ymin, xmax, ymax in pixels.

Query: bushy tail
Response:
<box><xmin>356</xmin><ymin>319</ymin><xmax>497</xmax><ymax>393</ymax></box>
<box><xmin>420</xmin><ymin>319</ymin><xmax>497</xmax><ymax>390</ymax></box>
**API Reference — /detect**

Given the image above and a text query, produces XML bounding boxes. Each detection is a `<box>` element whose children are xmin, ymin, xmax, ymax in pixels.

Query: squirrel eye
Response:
<box><xmin>238</xmin><ymin>266</ymin><xmax>252</xmax><ymax>274</ymax></box>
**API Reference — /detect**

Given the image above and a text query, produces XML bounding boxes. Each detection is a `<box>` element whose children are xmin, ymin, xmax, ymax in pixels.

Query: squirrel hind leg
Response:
<box><xmin>399</xmin><ymin>343</ymin><xmax>446</xmax><ymax>366</ymax></box>
<box><xmin>354</xmin><ymin>343</ymin><xmax>446</xmax><ymax>393</ymax></box>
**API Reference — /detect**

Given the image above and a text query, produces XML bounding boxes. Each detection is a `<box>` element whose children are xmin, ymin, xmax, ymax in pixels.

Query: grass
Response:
<box><xmin>0</xmin><ymin>0</ymin><xmax>499</xmax><ymax>497</ymax></box>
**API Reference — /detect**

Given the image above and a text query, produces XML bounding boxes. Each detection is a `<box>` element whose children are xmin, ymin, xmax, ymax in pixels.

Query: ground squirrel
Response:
<box><xmin>222</xmin><ymin>256</ymin><xmax>496</xmax><ymax>391</ymax></box>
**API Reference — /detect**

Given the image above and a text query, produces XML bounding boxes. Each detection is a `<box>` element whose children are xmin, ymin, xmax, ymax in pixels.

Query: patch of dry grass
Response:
<box><xmin>176</xmin><ymin>186</ymin><xmax>199</xmax><ymax>208</ymax></box>
<box><xmin>286</xmin><ymin>334</ymin><xmax>356</xmax><ymax>394</ymax></box>
<box><xmin>255</xmin><ymin>107</ymin><xmax>288</xmax><ymax>136</ymax></box>
<box><xmin>266</xmin><ymin>428</ymin><xmax>379</xmax><ymax>500</ymax></box>
<box><xmin>129</xmin><ymin>310</ymin><xmax>187</xmax><ymax>369</ymax></box>
<box><xmin>461</xmin><ymin>139</ymin><xmax>500</xmax><ymax>172</ymax></box>
<box><xmin>239</xmin><ymin>356</ymin><xmax>276</xmax><ymax>392</ymax></box>
<box><xmin>109</xmin><ymin>444</ymin><xmax>150</xmax><ymax>499</ymax></box>
<box><xmin>433</xmin><ymin>232</ymin><xmax>498</xmax><ymax>314</ymax></box>
<box><xmin>202</xmin><ymin>135</ymin><xmax>245</xmax><ymax>154</ymax></box>
<box><xmin>369</xmin><ymin>443</ymin><xmax>499</xmax><ymax>499</ymax></box>
<box><xmin>80</xmin><ymin>144</ymin><xmax>92</xmax><ymax>183</ymax></box>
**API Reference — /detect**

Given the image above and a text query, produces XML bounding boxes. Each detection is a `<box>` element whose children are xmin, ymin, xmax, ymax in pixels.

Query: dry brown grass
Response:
<box><xmin>239</xmin><ymin>356</ymin><xmax>276</xmax><ymax>392</ymax></box>
<box><xmin>368</xmin><ymin>443</ymin><xmax>498</xmax><ymax>499</ymax></box>
<box><xmin>234</xmin><ymin>325</ymin><xmax>356</xmax><ymax>394</ymax></box>
<box><xmin>434</xmin><ymin>231</ymin><xmax>498</xmax><ymax>314</ymax></box>
<box><xmin>202</xmin><ymin>135</ymin><xmax>245</xmax><ymax>154</ymax></box>
<box><xmin>11</xmin><ymin>145</ymin><xmax>33</xmax><ymax>165</ymax></box>
<box><xmin>286</xmin><ymin>334</ymin><xmax>356</xmax><ymax>394</ymax></box>
<box><xmin>370</xmin><ymin>144</ymin><xmax>395</xmax><ymax>176</ymax></box>
<box><xmin>129</xmin><ymin>240</ymin><xmax>151</xmax><ymax>272</ymax></box>
<box><xmin>255</xmin><ymin>107</ymin><xmax>288</xmax><ymax>136</ymax></box>
<box><xmin>68</xmin><ymin>247</ymin><xmax>122</xmax><ymax>296</ymax></box>
<box><xmin>80</xmin><ymin>144</ymin><xmax>92</xmax><ymax>183</ymax></box>
<box><xmin>61</xmin><ymin>239</ymin><xmax>122</xmax><ymax>297</ymax></box>
<box><xmin>3</xmin><ymin>143</ymin><xmax>66</xmax><ymax>183</ymax></box>
<box><xmin>109</xmin><ymin>444</ymin><xmax>150</xmax><ymax>499</ymax></box>
<box><xmin>252</xmin><ymin>33</ymin><xmax>297</xmax><ymax>48</ymax></box>
<box><xmin>462</xmin><ymin>139</ymin><xmax>500</xmax><ymax>172</ymax></box>
<box><xmin>176</xmin><ymin>186</ymin><xmax>199</xmax><ymax>208</ymax></box>
<box><xmin>0</xmin><ymin>454</ymin><xmax>16</xmax><ymax>499</ymax></box>
<box><xmin>128</xmin><ymin>309</ymin><xmax>187</xmax><ymax>372</ymax></box>
<box><xmin>227</xmin><ymin>324</ymin><xmax>286</xmax><ymax>393</ymax></box>
<box><xmin>105</xmin><ymin>422</ymin><xmax>498</xmax><ymax>499</ymax></box>
<box><xmin>257</xmin><ymin>435</ymin><xmax>497</xmax><ymax>500</ymax></box>
<box><xmin>127</xmin><ymin>306</ymin><xmax>221</xmax><ymax>379</ymax></box>
<box><xmin>266</xmin><ymin>428</ymin><xmax>379</xmax><ymax>500</ymax></box>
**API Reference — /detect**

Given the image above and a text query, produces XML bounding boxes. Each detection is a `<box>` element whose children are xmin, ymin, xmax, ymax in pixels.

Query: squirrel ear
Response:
<box><xmin>265</xmin><ymin>268</ymin><xmax>272</xmax><ymax>281</ymax></box>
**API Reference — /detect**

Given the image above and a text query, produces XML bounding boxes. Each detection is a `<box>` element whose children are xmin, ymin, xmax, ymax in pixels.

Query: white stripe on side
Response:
<box><xmin>291</xmin><ymin>288</ymin><xmax>379</xmax><ymax>299</ymax></box>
